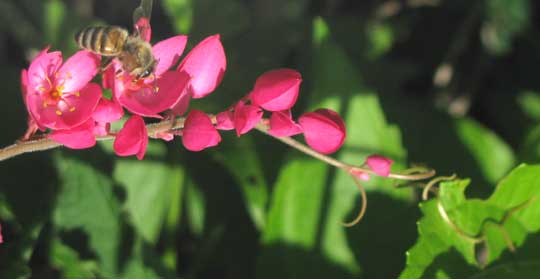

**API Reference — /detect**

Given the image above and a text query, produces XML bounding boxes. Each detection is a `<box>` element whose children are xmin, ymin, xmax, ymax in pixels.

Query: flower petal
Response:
<box><xmin>153</xmin><ymin>35</ymin><xmax>188</xmax><ymax>76</ymax></box>
<box><xmin>182</xmin><ymin>110</ymin><xmax>221</xmax><ymax>151</ymax></box>
<box><xmin>134</xmin><ymin>17</ymin><xmax>152</xmax><ymax>42</ymax></box>
<box><xmin>365</xmin><ymin>155</ymin><xmax>394</xmax><ymax>177</ymax></box>
<box><xmin>27</xmin><ymin>49</ymin><xmax>62</xmax><ymax>92</ymax></box>
<box><xmin>177</xmin><ymin>34</ymin><xmax>226</xmax><ymax>99</ymax></box>
<box><xmin>49</xmin><ymin>119</ymin><xmax>96</xmax><ymax>149</ymax></box>
<box><xmin>250</xmin><ymin>69</ymin><xmax>302</xmax><ymax>111</ymax></box>
<box><xmin>57</xmin><ymin>50</ymin><xmax>100</xmax><ymax>92</ymax></box>
<box><xmin>169</xmin><ymin>88</ymin><xmax>191</xmax><ymax>115</ymax></box>
<box><xmin>93</xmin><ymin>122</ymin><xmax>110</xmax><ymax>136</ymax></box>
<box><xmin>234</xmin><ymin>101</ymin><xmax>263</xmax><ymax>136</ymax></box>
<box><xmin>113</xmin><ymin>115</ymin><xmax>148</xmax><ymax>160</ymax></box>
<box><xmin>268</xmin><ymin>110</ymin><xmax>303</xmax><ymax>137</ymax></box>
<box><xmin>116</xmin><ymin>71</ymin><xmax>190</xmax><ymax>117</ymax></box>
<box><xmin>92</xmin><ymin>97</ymin><xmax>124</xmax><ymax>123</ymax></box>
<box><xmin>298</xmin><ymin>109</ymin><xmax>346</xmax><ymax>154</ymax></box>
<box><xmin>216</xmin><ymin>110</ymin><xmax>234</xmax><ymax>130</ymax></box>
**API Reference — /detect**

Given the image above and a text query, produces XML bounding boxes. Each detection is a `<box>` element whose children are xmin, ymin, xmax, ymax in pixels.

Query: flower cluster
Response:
<box><xmin>19</xmin><ymin>31</ymin><xmax>348</xmax><ymax>160</ymax></box>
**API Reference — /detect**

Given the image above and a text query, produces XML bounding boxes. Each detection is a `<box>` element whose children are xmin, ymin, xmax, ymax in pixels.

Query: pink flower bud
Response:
<box><xmin>350</xmin><ymin>169</ymin><xmax>371</xmax><ymax>181</ymax></box>
<box><xmin>298</xmin><ymin>109</ymin><xmax>346</xmax><ymax>154</ymax></box>
<box><xmin>233</xmin><ymin>101</ymin><xmax>263</xmax><ymax>136</ymax></box>
<box><xmin>250</xmin><ymin>69</ymin><xmax>302</xmax><ymax>112</ymax></box>
<box><xmin>113</xmin><ymin>115</ymin><xmax>148</xmax><ymax>160</ymax></box>
<box><xmin>365</xmin><ymin>155</ymin><xmax>394</xmax><ymax>177</ymax></box>
<box><xmin>216</xmin><ymin>110</ymin><xmax>235</xmax><ymax>130</ymax></box>
<box><xmin>268</xmin><ymin>110</ymin><xmax>303</xmax><ymax>137</ymax></box>
<box><xmin>182</xmin><ymin>110</ymin><xmax>221</xmax><ymax>151</ymax></box>
<box><xmin>177</xmin><ymin>34</ymin><xmax>226</xmax><ymax>99</ymax></box>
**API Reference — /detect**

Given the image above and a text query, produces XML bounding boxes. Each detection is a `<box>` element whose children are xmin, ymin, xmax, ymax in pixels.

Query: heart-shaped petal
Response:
<box><xmin>113</xmin><ymin>115</ymin><xmax>148</xmax><ymax>160</ymax></box>
<box><xmin>250</xmin><ymin>69</ymin><xmax>302</xmax><ymax>111</ymax></box>
<box><xmin>268</xmin><ymin>110</ymin><xmax>303</xmax><ymax>137</ymax></box>
<box><xmin>298</xmin><ymin>109</ymin><xmax>346</xmax><ymax>154</ymax></box>
<box><xmin>182</xmin><ymin>110</ymin><xmax>221</xmax><ymax>151</ymax></box>
<box><xmin>177</xmin><ymin>34</ymin><xmax>226</xmax><ymax>99</ymax></box>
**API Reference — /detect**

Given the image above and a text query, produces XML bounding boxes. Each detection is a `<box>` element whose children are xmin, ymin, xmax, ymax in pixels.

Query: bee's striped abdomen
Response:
<box><xmin>75</xmin><ymin>26</ymin><xmax>128</xmax><ymax>56</ymax></box>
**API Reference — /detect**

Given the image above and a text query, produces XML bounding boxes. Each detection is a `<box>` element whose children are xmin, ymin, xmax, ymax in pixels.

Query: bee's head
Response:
<box><xmin>135</xmin><ymin>58</ymin><xmax>156</xmax><ymax>80</ymax></box>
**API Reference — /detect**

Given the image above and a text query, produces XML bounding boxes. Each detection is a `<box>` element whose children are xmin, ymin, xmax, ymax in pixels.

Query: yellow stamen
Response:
<box><xmin>69</xmin><ymin>107</ymin><xmax>76</xmax><ymax>112</ymax></box>
<box><xmin>55</xmin><ymin>110</ymin><xmax>62</xmax><ymax>115</ymax></box>
<box><xmin>74</xmin><ymin>92</ymin><xmax>80</xmax><ymax>97</ymax></box>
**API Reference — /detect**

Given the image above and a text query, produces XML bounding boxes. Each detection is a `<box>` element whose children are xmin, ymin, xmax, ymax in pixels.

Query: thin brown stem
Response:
<box><xmin>254</xmin><ymin>122</ymin><xmax>436</xmax><ymax>181</ymax></box>
<box><xmin>342</xmin><ymin>174</ymin><xmax>368</xmax><ymax>227</ymax></box>
<box><xmin>0</xmin><ymin>117</ymin><xmax>187</xmax><ymax>161</ymax></box>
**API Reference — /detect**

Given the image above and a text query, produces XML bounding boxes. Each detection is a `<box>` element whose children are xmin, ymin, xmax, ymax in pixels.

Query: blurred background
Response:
<box><xmin>1</xmin><ymin>0</ymin><xmax>540</xmax><ymax>278</ymax></box>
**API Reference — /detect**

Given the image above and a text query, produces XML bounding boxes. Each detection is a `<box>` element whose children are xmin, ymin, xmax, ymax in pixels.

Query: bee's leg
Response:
<box><xmin>99</xmin><ymin>56</ymin><xmax>114</xmax><ymax>74</ymax></box>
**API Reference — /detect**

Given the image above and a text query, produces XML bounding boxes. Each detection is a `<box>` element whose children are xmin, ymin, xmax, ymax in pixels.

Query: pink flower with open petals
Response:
<box><xmin>234</xmin><ymin>101</ymin><xmax>263</xmax><ymax>136</ymax></box>
<box><xmin>182</xmin><ymin>110</ymin><xmax>221</xmax><ymax>151</ymax></box>
<box><xmin>49</xmin><ymin>119</ymin><xmax>96</xmax><ymax>149</ymax></box>
<box><xmin>111</xmin><ymin>35</ymin><xmax>190</xmax><ymax>118</ymax></box>
<box><xmin>114</xmin><ymin>115</ymin><xmax>148</xmax><ymax>160</ymax></box>
<box><xmin>365</xmin><ymin>155</ymin><xmax>394</xmax><ymax>177</ymax></box>
<box><xmin>24</xmin><ymin>49</ymin><xmax>101</xmax><ymax>130</ymax></box>
<box><xmin>268</xmin><ymin>110</ymin><xmax>303</xmax><ymax>137</ymax></box>
<box><xmin>250</xmin><ymin>69</ymin><xmax>302</xmax><ymax>112</ymax></box>
<box><xmin>299</xmin><ymin>109</ymin><xmax>346</xmax><ymax>154</ymax></box>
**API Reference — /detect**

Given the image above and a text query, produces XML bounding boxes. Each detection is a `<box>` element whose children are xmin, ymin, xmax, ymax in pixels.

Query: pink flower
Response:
<box><xmin>365</xmin><ymin>155</ymin><xmax>394</xmax><ymax>177</ymax></box>
<box><xmin>250</xmin><ymin>69</ymin><xmax>302</xmax><ymax>112</ymax></box>
<box><xmin>91</xmin><ymin>98</ymin><xmax>124</xmax><ymax>136</ymax></box>
<box><xmin>216</xmin><ymin>110</ymin><xmax>235</xmax><ymax>130</ymax></box>
<box><xmin>49</xmin><ymin>119</ymin><xmax>96</xmax><ymax>149</ymax></box>
<box><xmin>113</xmin><ymin>115</ymin><xmax>148</xmax><ymax>160</ymax></box>
<box><xmin>24</xmin><ymin>49</ymin><xmax>101</xmax><ymax>130</ymax></box>
<box><xmin>233</xmin><ymin>101</ymin><xmax>263</xmax><ymax>136</ymax></box>
<box><xmin>111</xmin><ymin>35</ymin><xmax>190</xmax><ymax>118</ymax></box>
<box><xmin>176</xmin><ymin>34</ymin><xmax>226</xmax><ymax>99</ymax></box>
<box><xmin>268</xmin><ymin>110</ymin><xmax>303</xmax><ymax>137</ymax></box>
<box><xmin>298</xmin><ymin>109</ymin><xmax>346</xmax><ymax>154</ymax></box>
<box><xmin>350</xmin><ymin>169</ymin><xmax>371</xmax><ymax>181</ymax></box>
<box><xmin>182</xmin><ymin>110</ymin><xmax>221</xmax><ymax>151</ymax></box>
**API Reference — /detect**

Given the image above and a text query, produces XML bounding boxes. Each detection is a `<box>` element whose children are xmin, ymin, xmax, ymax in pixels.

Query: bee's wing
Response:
<box><xmin>133</xmin><ymin>0</ymin><xmax>152</xmax><ymax>42</ymax></box>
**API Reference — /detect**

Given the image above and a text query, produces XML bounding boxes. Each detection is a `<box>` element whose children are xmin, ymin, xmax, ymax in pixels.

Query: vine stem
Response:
<box><xmin>254</xmin><ymin>122</ymin><xmax>435</xmax><ymax>181</ymax></box>
<box><xmin>1</xmin><ymin>116</ymin><xmax>435</xmax><ymax>182</ymax></box>
<box><xmin>0</xmin><ymin>117</ymin><xmax>187</xmax><ymax>161</ymax></box>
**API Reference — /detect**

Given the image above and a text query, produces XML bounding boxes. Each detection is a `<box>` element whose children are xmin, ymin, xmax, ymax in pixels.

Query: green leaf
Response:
<box><xmin>50</xmin><ymin>238</ymin><xmax>98</xmax><ymax>278</ymax></box>
<box><xmin>163</xmin><ymin>0</ymin><xmax>193</xmax><ymax>34</ymax></box>
<box><xmin>481</xmin><ymin>0</ymin><xmax>530</xmax><ymax>55</ymax></box>
<box><xmin>53</xmin><ymin>155</ymin><xmax>121</xmax><ymax>276</ymax></box>
<box><xmin>211</xmin><ymin>136</ymin><xmax>268</xmax><ymax>230</ymax></box>
<box><xmin>44</xmin><ymin>0</ymin><xmax>66</xmax><ymax>45</ymax></box>
<box><xmin>401</xmin><ymin>165</ymin><xmax>540</xmax><ymax>278</ymax></box>
<box><xmin>454</xmin><ymin>118</ymin><xmax>516</xmax><ymax>184</ymax></box>
<box><xmin>114</xmin><ymin>160</ymin><xmax>184</xmax><ymax>244</ymax></box>
<box><xmin>517</xmin><ymin>91</ymin><xmax>540</xmax><ymax>120</ymax></box>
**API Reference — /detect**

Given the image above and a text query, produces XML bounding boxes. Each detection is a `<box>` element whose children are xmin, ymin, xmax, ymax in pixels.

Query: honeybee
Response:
<box><xmin>75</xmin><ymin>0</ymin><xmax>156</xmax><ymax>80</ymax></box>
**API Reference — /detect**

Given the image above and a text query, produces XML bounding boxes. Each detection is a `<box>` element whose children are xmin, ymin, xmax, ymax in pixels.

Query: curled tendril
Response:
<box><xmin>342</xmin><ymin>174</ymin><xmax>368</xmax><ymax>227</ymax></box>
<box><xmin>436</xmin><ymin>200</ymin><xmax>484</xmax><ymax>243</ymax></box>
<box><xmin>422</xmin><ymin>174</ymin><xmax>457</xmax><ymax>200</ymax></box>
